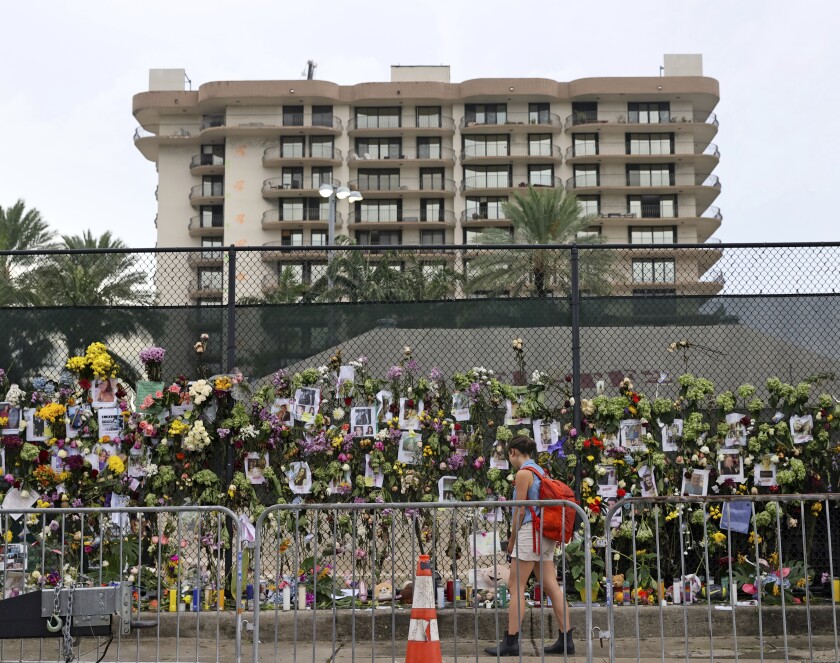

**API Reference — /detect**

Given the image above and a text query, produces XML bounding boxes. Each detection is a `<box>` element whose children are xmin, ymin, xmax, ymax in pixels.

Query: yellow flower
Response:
<box><xmin>107</xmin><ymin>456</ymin><xmax>125</xmax><ymax>474</ymax></box>
<box><xmin>811</xmin><ymin>502</ymin><xmax>823</xmax><ymax>516</ymax></box>
<box><xmin>768</xmin><ymin>551</ymin><xmax>779</xmax><ymax>566</ymax></box>
<box><xmin>0</xmin><ymin>417</ymin><xmax>7</xmax><ymax>428</ymax></box>
<box><xmin>4</xmin><ymin>530</ymin><xmax>12</xmax><ymax>544</ymax></box>
<box><xmin>712</xmin><ymin>531</ymin><xmax>726</xmax><ymax>544</ymax></box>
<box><xmin>36</xmin><ymin>403</ymin><xmax>66</xmax><ymax>424</ymax></box>
<box><xmin>748</xmin><ymin>531</ymin><xmax>762</xmax><ymax>545</ymax></box>
<box><xmin>772</xmin><ymin>584</ymin><xmax>780</xmax><ymax>596</ymax></box>
<box><xmin>586</xmin><ymin>455</ymin><xmax>595</xmax><ymax>462</ymax></box>
<box><xmin>66</xmin><ymin>356</ymin><xmax>88</xmax><ymax>373</ymax></box>
<box><xmin>168</xmin><ymin>419</ymin><xmax>190</xmax><ymax>437</ymax></box>
<box><xmin>214</xmin><ymin>376</ymin><xmax>232</xmax><ymax>391</ymax></box>
<box><xmin>737</xmin><ymin>553</ymin><xmax>747</xmax><ymax>565</ymax></box>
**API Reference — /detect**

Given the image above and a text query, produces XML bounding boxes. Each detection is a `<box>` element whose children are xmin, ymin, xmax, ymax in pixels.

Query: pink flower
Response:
<box><xmin>169</xmin><ymin>384</ymin><xmax>181</xmax><ymax>394</ymax></box>
<box><xmin>155</xmin><ymin>390</ymin><xmax>163</xmax><ymax>398</ymax></box>
<box><xmin>141</xmin><ymin>395</ymin><xmax>154</xmax><ymax>410</ymax></box>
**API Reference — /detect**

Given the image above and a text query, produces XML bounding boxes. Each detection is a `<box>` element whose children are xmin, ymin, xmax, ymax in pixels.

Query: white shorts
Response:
<box><xmin>512</xmin><ymin>522</ymin><xmax>556</xmax><ymax>561</ymax></box>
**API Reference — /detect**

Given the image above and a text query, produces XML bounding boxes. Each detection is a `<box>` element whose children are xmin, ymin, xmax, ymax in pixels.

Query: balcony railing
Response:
<box><xmin>461</xmin><ymin>145</ymin><xmax>563</xmax><ymax>160</ymax></box>
<box><xmin>461</xmin><ymin>177</ymin><xmax>562</xmax><ymax>191</ymax></box>
<box><xmin>262</xmin><ymin>177</ymin><xmax>340</xmax><ymax>192</ymax></box>
<box><xmin>228</xmin><ymin>114</ymin><xmax>342</xmax><ymax>131</ymax></box>
<box><xmin>190</xmin><ymin>277</ymin><xmax>224</xmax><ymax>295</ymax></box>
<box><xmin>189</xmin><ymin>184</ymin><xmax>224</xmax><ymax>199</ymax></box>
<box><xmin>189</xmin><ymin>215</ymin><xmax>224</xmax><ymax>231</ymax></box>
<box><xmin>460</xmin><ymin>211</ymin><xmax>510</xmax><ymax>223</ymax></box>
<box><xmin>263</xmin><ymin>146</ymin><xmax>343</xmax><ymax>161</ymax></box>
<box><xmin>590</xmin><ymin>205</ymin><xmax>722</xmax><ymax>220</ymax></box>
<box><xmin>347</xmin><ymin>116</ymin><xmax>456</xmax><ymax>131</ymax></box>
<box><xmin>262</xmin><ymin>209</ymin><xmax>339</xmax><ymax>224</ymax></box>
<box><xmin>347</xmin><ymin>178</ymin><xmax>456</xmax><ymax>193</ymax></box>
<box><xmin>565</xmin><ymin>174</ymin><xmax>721</xmax><ymax>190</ymax></box>
<box><xmin>348</xmin><ymin>210</ymin><xmax>456</xmax><ymax>224</ymax></box>
<box><xmin>565</xmin><ymin>143</ymin><xmax>720</xmax><ymax>159</ymax></box>
<box><xmin>565</xmin><ymin>110</ymin><xmax>719</xmax><ymax>130</ymax></box>
<box><xmin>459</xmin><ymin>111</ymin><xmax>563</xmax><ymax>129</ymax></box>
<box><xmin>190</xmin><ymin>154</ymin><xmax>225</xmax><ymax>168</ymax></box>
<box><xmin>348</xmin><ymin>147</ymin><xmax>457</xmax><ymax>162</ymax></box>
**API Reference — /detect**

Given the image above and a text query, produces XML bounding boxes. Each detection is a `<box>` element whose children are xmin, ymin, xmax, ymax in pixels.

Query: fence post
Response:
<box><xmin>570</xmin><ymin>244</ymin><xmax>583</xmax><ymax>500</ymax></box>
<box><xmin>225</xmin><ymin>245</ymin><xmax>237</xmax><ymax>605</ymax></box>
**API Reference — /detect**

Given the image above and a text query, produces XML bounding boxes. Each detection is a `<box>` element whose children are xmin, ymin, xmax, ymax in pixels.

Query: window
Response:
<box><xmin>201</xmin><ymin>114</ymin><xmax>224</xmax><ymax>129</ymax></box>
<box><xmin>201</xmin><ymin>237</ymin><xmax>223</xmax><ymax>259</ymax></box>
<box><xmin>277</xmin><ymin>261</ymin><xmax>328</xmax><ymax>284</ymax></box>
<box><xmin>309</xmin><ymin>137</ymin><xmax>334</xmax><ymax>158</ymax></box>
<box><xmin>198</xmin><ymin>267</ymin><xmax>223</xmax><ymax>291</ymax></box>
<box><xmin>421</xmin><ymin>261</ymin><xmax>446</xmax><ymax>277</ymax></box>
<box><xmin>528</xmin><ymin>103</ymin><xmax>550</xmax><ymax>124</ymax></box>
<box><xmin>311</xmin><ymin>167</ymin><xmax>333</xmax><ymax>188</ymax></box>
<box><xmin>199</xmin><ymin>144</ymin><xmax>224</xmax><ymax>165</ymax></box>
<box><xmin>573</xmin><ymin>134</ymin><xmax>598</xmax><ymax>157</ymax></box>
<box><xmin>281</xmin><ymin>199</ymin><xmax>329</xmax><ymax>221</ymax></box>
<box><xmin>630</xmin><ymin>226</ymin><xmax>676</xmax><ymax>244</ymax></box>
<box><xmin>281</xmin><ymin>167</ymin><xmax>304</xmax><ymax>188</ymax></box>
<box><xmin>464</xmin><ymin>166</ymin><xmax>511</xmax><ymax>189</ymax></box>
<box><xmin>571</xmin><ymin>102</ymin><xmax>597</xmax><ymax>125</ymax></box>
<box><xmin>576</xmin><ymin>226</ymin><xmax>601</xmax><ymax>241</ymax></box>
<box><xmin>355</xmin><ymin>138</ymin><xmax>402</xmax><ymax>159</ymax></box>
<box><xmin>311</xmin><ymin>105</ymin><xmax>333</xmax><ymax>127</ymax></box>
<box><xmin>354</xmin><ymin>230</ymin><xmax>402</xmax><ymax>245</ymax></box>
<box><xmin>283</xmin><ymin>105</ymin><xmax>304</xmax><ymax>126</ymax></box>
<box><xmin>310</xmin><ymin>231</ymin><xmax>328</xmax><ymax>246</ymax></box>
<box><xmin>627</xmin><ymin>133</ymin><xmax>673</xmax><ymax>155</ymax></box>
<box><xmin>464</xmin><ymin>104</ymin><xmax>507</xmax><ymax>125</ymax></box>
<box><xmin>280</xmin><ymin>200</ymin><xmax>304</xmax><ymax>221</ymax></box>
<box><xmin>202</xmin><ymin>176</ymin><xmax>223</xmax><ymax>196</ymax></box>
<box><xmin>281</xmin><ymin>230</ymin><xmax>303</xmax><ymax>246</ymax></box>
<box><xmin>417</xmin><ymin>137</ymin><xmax>441</xmax><ymax>159</ymax></box>
<box><xmin>577</xmin><ymin>196</ymin><xmax>600</xmax><ymax>217</ymax></box>
<box><xmin>355</xmin><ymin>107</ymin><xmax>400</xmax><ymax>129</ymax></box>
<box><xmin>416</xmin><ymin>106</ymin><xmax>442</xmax><ymax>128</ymax></box>
<box><xmin>627</xmin><ymin>195</ymin><xmax>676</xmax><ymax>218</ymax></box>
<box><xmin>528</xmin><ymin>134</ymin><xmax>552</xmax><ymax>157</ymax></box>
<box><xmin>632</xmin><ymin>259</ymin><xmax>675</xmax><ymax>283</ymax></box>
<box><xmin>421</xmin><ymin>199</ymin><xmax>444</xmax><ymax>222</ymax></box>
<box><xmin>358</xmin><ymin>169</ymin><xmax>400</xmax><ymax>190</ymax></box>
<box><xmin>309</xmin><ymin>262</ymin><xmax>328</xmax><ymax>282</ymax></box>
<box><xmin>528</xmin><ymin>165</ymin><xmax>554</xmax><ymax>187</ymax></box>
<box><xmin>420</xmin><ymin>168</ymin><xmax>444</xmax><ymax>190</ymax></box>
<box><xmin>357</xmin><ymin>201</ymin><xmax>400</xmax><ymax>222</ymax></box>
<box><xmin>420</xmin><ymin>229</ymin><xmax>445</xmax><ymax>245</ymax></box>
<box><xmin>463</xmin><ymin>135</ymin><xmax>509</xmax><ymax>157</ymax></box>
<box><xmin>200</xmin><ymin>206</ymin><xmax>223</xmax><ymax>227</ymax></box>
<box><xmin>626</xmin><ymin>165</ymin><xmax>674</xmax><ymax>186</ymax></box>
<box><xmin>628</xmin><ymin>102</ymin><xmax>671</xmax><ymax>124</ymax></box>
<box><xmin>465</xmin><ymin>196</ymin><xmax>507</xmax><ymax>220</ymax></box>
<box><xmin>280</xmin><ymin>137</ymin><xmax>304</xmax><ymax>158</ymax></box>
<box><xmin>573</xmin><ymin>165</ymin><xmax>599</xmax><ymax>187</ymax></box>
<box><xmin>277</xmin><ymin>263</ymin><xmax>304</xmax><ymax>283</ymax></box>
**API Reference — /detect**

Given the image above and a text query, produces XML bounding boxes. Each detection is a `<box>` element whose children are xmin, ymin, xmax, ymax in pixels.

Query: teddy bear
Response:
<box><xmin>473</xmin><ymin>565</ymin><xmax>511</xmax><ymax>603</ymax></box>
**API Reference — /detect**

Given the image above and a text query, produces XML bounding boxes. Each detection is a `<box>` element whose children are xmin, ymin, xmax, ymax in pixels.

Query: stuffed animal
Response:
<box><xmin>373</xmin><ymin>580</ymin><xmax>393</xmax><ymax>601</ymax></box>
<box><xmin>472</xmin><ymin>565</ymin><xmax>511</xmax><ymax>600</ymax></box>
<box><xmin>399</xmin><ymin>581</ymin><xmax>414</xmax><ymax>605</ymax></box>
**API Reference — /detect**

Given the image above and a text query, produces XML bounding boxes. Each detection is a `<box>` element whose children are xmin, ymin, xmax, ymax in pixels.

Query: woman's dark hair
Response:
<box><xmin>506</xmin><ymin>435</ymin><xmax>537</xmax><ymax>457</ymax></box>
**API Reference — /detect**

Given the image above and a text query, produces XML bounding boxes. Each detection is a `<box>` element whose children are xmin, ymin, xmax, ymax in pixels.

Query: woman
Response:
<box><xmin>486</xmin><ymin>435</ymin><xmax>574</xmax><ymax>656</ymax></box>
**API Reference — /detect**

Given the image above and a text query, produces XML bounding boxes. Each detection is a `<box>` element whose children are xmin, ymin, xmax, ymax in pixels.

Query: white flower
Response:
<box><xmin>583</xmin><ymin>477</ymin><xmax>595</xmax><ymax>486</ymax></box>
<box><xmin>770</xmin><ymin>454</ymin><xmax>780</xmax><ymax>465</ymax></box>
<box><xmin>699</xmin><ymin>457</ymin><xmax>708</xmax><ymax>467</ymax></box>
<box><xmin>596</xmin><ymin>380</ymin><xmax>605</xmax><ymax>395</ymax></box>
<box><xmin>183</xmin><ymin>421</ymin><xmax>211</xmax><ymax>451</ymax></box>
<box><xmin>19</xmin><ymin>490</ymin><xmax>29</xmax><ymax>498</ymax></box>
<box><xmin>189</xmin><ymin>379</ymin><xmax>212</xmax><ymax>405</ymax></box>
<box><xmin>240</xmin><ymin>424</ymin><xmax>258</xmax><ymax>439</ymax></box>
<box><xmin>691</xmin><ymin>454</ymin><xmax>699</xmax><ymax>463</ymax></box>
<box><xmin>569</xmin><ymin>397</ymin><xmax>575</xmax><ymax>406</ymax></box>
<box><xmin>618</xmin><ymin>480</ymin><xmax>626</xmax><ymax>489</ymax></box>
<box><xmin>341</xmin><ymin>463</ymin><xmax>350</xmax><ymax>472</ymax></box>
<box><xmin>596</xmin><ymin>465</ymin><xmax>607</xmax><ymax>476</ymax></box>
<box><xmin>332</xmin><ymin>408</ymin><xmax>345</xmax><ymax>421</ymax></box>
<box><xmin>717</xmin><ymin>454</ymin><xmax>725</xmax><ymax>462</ymax></box>
<box><xmin>744</xmin><ymin>455</ymin><xmax>754</xmax><ymax>466</ymax></box>
<box><xmin>788</xmin><ymin>517</ymin><xmax>798</xmax><ymax>528</ymax></box>
<box><xmin>750</xmin><ymin>487</ymin><xmax>758</xmax><ymax>495</ymax></box>
<box><xmin>57</xmin><ymin>449</ymin><xmax>68</xmax><ymax>459</ymax></box>
<box><xmin>5</xmin><ymin>384</ymin><xmax>25</xmax><ymax>407</ymax></box>
<box><xmin>700</xmin><ymin>445</ymin><xmax>710</xmax><ymax>454</ymax></box>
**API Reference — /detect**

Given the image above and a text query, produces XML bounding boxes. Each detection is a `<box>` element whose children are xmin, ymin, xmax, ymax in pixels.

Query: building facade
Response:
<box><xmin>133</xmin><ymin>55</ymin><xmax>721</xmax><ymax>303</ymax></box>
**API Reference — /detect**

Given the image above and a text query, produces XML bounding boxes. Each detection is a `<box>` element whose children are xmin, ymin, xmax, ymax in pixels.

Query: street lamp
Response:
<box><xmin>319</xmin><ymin>183</ymin><xmax>362</xmax><ymax>287</ymax></box>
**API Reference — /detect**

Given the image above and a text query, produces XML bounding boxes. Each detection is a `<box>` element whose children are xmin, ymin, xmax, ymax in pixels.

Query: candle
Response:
<box><xmin>218</xmin><ymin>590</ymin><xmax>225</xmax><ymax>610</ymax></box>
<box><xmin>282</xmin><ymin>586</ymin><xmax>291</xmax><ymax>611</ymax></box>
<box><xmin>204</xmin><ymin>589</ymin><xmax>212</xmax><ymax>611</ymax></box>
<box><xmin>169</xmin><ymin>587</ymin><xmax>177</xmax><ymax>612</ymax></box>
<box><xmin>833</xmin><ymin>579</ymin><xmax>840</xmax><ymax>602</ymax></box>
<box><xmin>298</xmin><ymin>586</ymin><xmax>307</xmax><ymax>610</ymax></box>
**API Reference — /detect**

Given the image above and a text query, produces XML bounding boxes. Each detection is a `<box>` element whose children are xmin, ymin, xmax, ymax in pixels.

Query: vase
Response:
<box><xmin>579</xmin><ymin>586</ymin><xmax>599</xmax><ymax>602</ymax></box>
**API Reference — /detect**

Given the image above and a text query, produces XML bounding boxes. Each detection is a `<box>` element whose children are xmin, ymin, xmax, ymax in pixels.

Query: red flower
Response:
<box><xmin>454</xmin><ymin>423</ymin><xmax>462</xmax><ymax>431</ymax></box>
<box><xmin>90</xmin><ymin>470</ymin><xmax>99</xmax><ymax>479</ymax></box>
<box><xmin>632</xmin><ymin>394</ymin><xmax>641</xmax><ymax>404</ymax></box>
<box><xmin>344</xmin><ymin>397</ymin><xmax>353</xmax><ymax>406</ymax></box>
<box><xmin>583</xmin><ymin>440</ymin><xmax>591</xmax><ymax>448</ymax></box>
<box><xmin>617</xmin><ymin>488</ymin><xmax>626</xmax><ymax>498</ymax></box>
<box><xmin>79</xmin><ymin>379</ymin><xmax>91</xmax><ymax>390</ymax></box>
<box><xmin>38</xmin><ymin>450</ymin><xmax>49</xmax><ymax>464</ymax></box>
<box><xmin>406</xmin><ymin>399</ymin><xmax>415</xmax><ymax>408</ymax></box>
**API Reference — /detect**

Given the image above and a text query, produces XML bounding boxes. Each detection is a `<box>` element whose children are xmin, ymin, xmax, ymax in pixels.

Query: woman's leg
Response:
<box><xmin>536</xmin><ymin>559</ymin><xmax>571</xmax><ymax>631</ymax></box>
<box><xmin>508</xmin><ymin>557</ymin><xmax>536</xmax><ymax>634</ymax></box>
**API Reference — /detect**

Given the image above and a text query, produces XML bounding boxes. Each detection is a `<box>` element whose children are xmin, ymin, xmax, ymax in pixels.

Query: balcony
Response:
<box><xmin>261</xmin><ymin>208</ymin><xmax>335</xmax><ymax>230</ymax></box>
<box><xmin>224</xmin><ymin>114</ymin><xmax>342</xmax><ymax>136</ymax></box>
<box><xmin>565</xmin><ymin>173</ymin><xmax>721</xmax><ymax>199</ymax></box>
<box><xmin>190</xmin><ymin>153</ymin><xmax>225</xmax><ymax>176</ymax></box>
<box><xmin>262</xmin><ymin>177</ymin><xmax>341</xmax><ymax>198</ymax></box>
<box><xmin>461</xmin><ymin>177</ymin><xmax>563</xmax><ymax>194</ymax></box>
<box><xmin>349</xmin><ymin>210</ymin><xmax>456</xmax><ymax>229</ymax></box>
<box><xmin>460</xmin><ymin>144</ymin><xmax>563</xmax><ymax>164</ymax></box>
<box><xmin>259</xmin><ymin>244</ymin><xmax>328</xmax><ymax>263</ymax></box>
<box><xmin>564</xmin><ymin>111</ymin><xmax>719</xmax><ymax>141</ymax></box>
<box><xmin>347</xmin><ymin>178</ymin><xmax>456</xmax><ymax>198</ymax></box>
<box><xmin>565</xmin><ymin>143</ymin><xmax>720</xmax><ymax>172</ymax></box>
<box><xmin>459</xmin><ymin>112</ymin><xmax>563</xmax><ymax>132</ymax></box>
<box><xmin>189</xmin><ymin>215</ymin><xmax>224</xmax><ymax>238</ymax></box>
<box><xmin>263</xmin><ymin>146</ymin><xmax>343</xmax><ymax>167</ymax></box>
<box><xmin>348</xmin><ymin>147</ymin><xmax>457</xmax><ymax>167</ymax></box>
<box><xmin>186</xmin><ymin>250</ymin><xmax>225</xmax><ymax>267</ymax></box>
<box><xmin>347</xmin><ymin>116</ymin><xmax>456</xmax><ymax>135</ymax></box>
<box><xmin>188</xmin><ymin>276</ymin><xmax>224</xmax><ymax>299</ymax></box>
<box><xmin>189</xmin><ymin>184</ymin><xmax>224</xmax><ymax>206</ymax></box>
<box><xmin>460</xmin><ymin>211</ymin><xmax>513</xmax><ymax>228</ymax></box>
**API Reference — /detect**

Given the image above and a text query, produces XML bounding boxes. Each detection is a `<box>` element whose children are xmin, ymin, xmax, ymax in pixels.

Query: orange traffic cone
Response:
<box><xmin>405</xmin><ymin>554</ymin><xmax>442</xmax><ymax>663</ymax></box>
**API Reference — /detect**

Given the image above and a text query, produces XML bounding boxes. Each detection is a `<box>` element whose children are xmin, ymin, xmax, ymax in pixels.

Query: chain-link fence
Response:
<box><xmin>1</xmin><ymin>243</ymin><xmax>838</xmax><ymax>398</ymax></box>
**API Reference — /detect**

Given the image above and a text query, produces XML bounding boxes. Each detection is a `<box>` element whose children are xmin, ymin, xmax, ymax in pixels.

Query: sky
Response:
<box><xmin>1</xmin><ymin>0</ymin><xmax>838</xmax><ymax>248</ymax></box>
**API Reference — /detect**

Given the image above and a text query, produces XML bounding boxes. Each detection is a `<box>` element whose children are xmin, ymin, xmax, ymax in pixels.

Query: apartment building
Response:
<box><xmin>133</xmin><ymin>55</ymin><xmax>721</xmax><ymax>302</ymax></box>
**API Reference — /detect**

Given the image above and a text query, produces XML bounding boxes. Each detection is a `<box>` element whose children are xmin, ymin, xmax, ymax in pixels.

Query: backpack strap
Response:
<box><xmin>521</xmin><ymin>465</ymin><xmax>546</xmax><ymax>555</ymax></box>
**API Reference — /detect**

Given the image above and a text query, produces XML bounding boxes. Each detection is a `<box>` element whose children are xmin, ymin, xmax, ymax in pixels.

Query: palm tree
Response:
<box><xmin>466</xmin><ymin>187</ymin><xmax>613</xmax><ymax>297</ymax></box>
<box><xmin>0</xmin><ymin>199</ymin><xmax>55</xmax><ymax>305</ymax></box>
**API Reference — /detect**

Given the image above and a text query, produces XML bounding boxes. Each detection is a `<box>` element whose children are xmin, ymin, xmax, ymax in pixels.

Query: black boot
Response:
<box><xmin>543</xmin><ymin>628</ymin><xmax>575</xmax><ymax>655</ymax></box>
<box><xmin>485</xmin><ymin>632</ymin><xmax>520</xmax><ymax>657</ymax></box>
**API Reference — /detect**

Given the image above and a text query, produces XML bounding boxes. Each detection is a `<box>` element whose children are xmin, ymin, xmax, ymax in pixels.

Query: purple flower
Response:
<box><xmin>468</xmin><ymin>382</ymin><xmax>481</xmax><ymax>397</ymax></box>
<box><xmin>547</xmin><ymin>437</ymin><xmax>567</xmax><ymax>459</ymax></box>
<box><xmin>405</xmin><ymin>359</ymin><xmax>418</xmax><ymax>372</ymax></box>
<box><xmin>217</xmin><ymin>428</ymin><xmax>231</xmax><ymax>439</ymax></box>
<box><xmin>429</xmin><ymin>367</ymin><xmax>443</xmax><ymax>381</ymax></box>
<box><xmin>139</xmin><ymin>347</ymin><xmax>166</xmax><ymax>365</ymax></box>
<box><xmin>385</xmin><ymin>366</ymin><xmax>403</xmax><ymax>381</ymax></box>
<box><xmin>357</xmin><ymin>356</ymin><xmax>368</xmax><ymax>365</ymax></box>
<box><xmin>448</xmin><ymin>454</ymin><xmax>466</xmax><ymax>470</ymax></box>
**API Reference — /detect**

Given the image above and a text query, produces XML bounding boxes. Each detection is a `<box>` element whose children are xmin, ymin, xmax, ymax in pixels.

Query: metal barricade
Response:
<box><xmin>251</xmin><ymin>499</ymin><xmax>594</xmax><ymax>663</ymax></box>
<box><xmin>0</xmin><ymin>505</ymin><xmax>242</xmax><ymax>663</ymax></box>
<box><xmin>603</xmin><ymin>494</ymin><xmax>839</xmax><ymax>663</ymax></box>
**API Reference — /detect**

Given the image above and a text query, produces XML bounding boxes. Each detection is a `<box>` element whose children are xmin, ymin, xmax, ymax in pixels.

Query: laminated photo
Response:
<box><xmin>598</xmin><ymin>430</ymin><xmax>620</xmax><ymax>451</ymax></box>
<box><xmin>504</xmin><ymin>397</ymin><xmax>531</xmax><ymax>426</ymax></box>
<box><xmin>596</xmin><ymin>463</ymin><xmax>618</xmax><ymax>498</ymax></box>
<box><xmin>398</xmin><ymin>398</ymin><xmax>423</xmax><ymax>430</ymax></box>
<box><xmin>24</xmin><ymin>408</ymin><xmax>48</xmax><ymax>442</ymax></box>
<box><xmin>451</xmin><ymin>392</ymin><xmax>471</xmax><ymax>422</ymax></box>
<box><xmin>293</xmin><ymin>388</ymin><xmax>320</xmax><ymax>424</ymax></box>
<box><xmin>338</xmin><ymin>365</ymin><xmax>355</xmax><ymax>384</ymax></box>
<box><xmin>92</xmin><ymin>377</ymin><xmax>119</xmax><ymax>409</ymax></box>
<box><xmin>376</xmin><ymin>390</ymin><xmax>393</xmax><ymax>422</ymax></box>
<box><xmin>245</xmin><ymin>452</ymin><xmax>269</xmax><ymax>484</ymax></box>
<box><xmin>681</xmin><ymin>469</ymin><xmax>710</xmax><ymax>497</ymax></box>
<box><xmin>270</xmin><ymin>398</ymin><xmax>293</xmax><ymax>423</ymax></box>
<box><xmin>659</xmin><ymin>418</ymin><xmax>682</xmax><ymax>452</ymax></box>
<box><xmin>0</xmin><ymin>402</ymin><xmax>21</xmax><ymax>436</ymax></box>
<box><xmin>638</xmin><ymin>464</ymin><xmax>657</xmax><ymax>497</ymax></box>
<box><xmin>720</xmin><ymin>502</ymin><xmax>752</xmax><ymax>534</ymax></box>
<box><xmin>603</xmin><ymin>497</ymin><xmax>622</xmax><ymax>528</ymax></box>
<box><xmin>717</xmin><ymin>449</ymin><xmax>744</xmax><ymax>483</ymax></box>
<box><xmin>288</xmin><ymin>461</ymin><xmax>313</xmax><ymax>494</ymax></box>
<box><xmin>363</xmin><ymin>454</ymin><xmax>384</xmax><ymax>488</ymax></box>
<box><xmin>397</xmin><ymin>430</ymin><xmax>422</xmax><ymax>465</ymax></box>
<box><xmin>724</xmin><ymin>412</ymin><xmax>747</xmax><ymax>447</ymax></box>
<box><xmin>789</xmin><ymin>414</ymin><xmax>813</xmax><ymax>445</ymax></box>
<box><xmin>755</xmin><ymin>456</ymin><xmax>777</xmax><ymax>487</ymax></box>
<box><xmin>97</xmin><ymin>408</ymin><xmax>122</xmax><ymax>438</ymax></box>
<box><xmin>89</xmin><ymin>443</ymin><xmax>117</xmax><ymax>472</ymax></box>
<box><xmin>438</xmin><ymin>476</ymin><xmax>457</xmax><ymax>502</ymax></box>
<box><xmin>489</xmin><ymin>441</ymin><xmax>509</xmax><ymax>470</ymax></box>
<box><xmin>533</xmin><ymin>419</ymin><xmax>558</xmax><ymax>452</ymax></box>
<box><xmin>66</xmin><ymin>404</ymin><xmax>90</xmax><ymax>439</ymax></box>
<box><xmin>128</xmin><ymin>446</ymin><xmax>150</xmax><ymax>478</ymax></box>
<box><xmin>351</xmin><ymin>407</ymin><xmax>377</xmax><ymax>438</ymax></box>
<box><xmin>619</xmin><ymin>419</ymin><xmax>644</xmax><ymax>451</ymax></box>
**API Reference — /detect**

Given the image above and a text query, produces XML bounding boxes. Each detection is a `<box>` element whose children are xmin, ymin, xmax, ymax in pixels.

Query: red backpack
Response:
<box><xmin>522</xmin><ymin>465</ymin><xmax>578</xmax><ymax>547</ymax></box>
